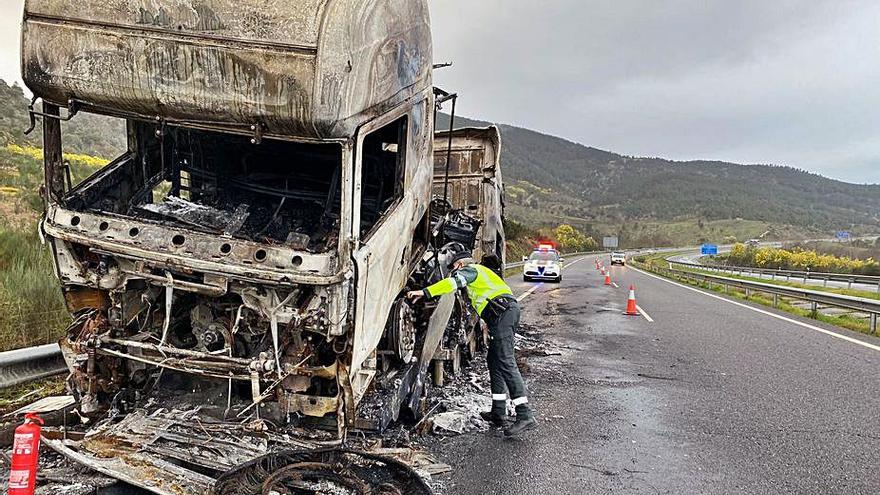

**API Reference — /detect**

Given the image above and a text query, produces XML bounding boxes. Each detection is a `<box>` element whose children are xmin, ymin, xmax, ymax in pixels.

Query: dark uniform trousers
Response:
<box><xmin>483</xmin><ymin>296</ymin><xmax>533</xmax><ymax>420</ymax></box>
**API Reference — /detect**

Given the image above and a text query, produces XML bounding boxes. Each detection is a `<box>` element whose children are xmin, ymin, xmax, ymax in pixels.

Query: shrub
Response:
<box><xmin>554</xmin><ymin>224</ymin><xmax>598</xmax><ymax>252</ymax></box>
<box><xmin>718</xmin><ymin>243</ymin><xmax>879</xmax><ymax>275</ymax></box>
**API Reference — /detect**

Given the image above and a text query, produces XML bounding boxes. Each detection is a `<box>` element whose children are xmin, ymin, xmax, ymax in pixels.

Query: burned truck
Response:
<box><xmin>21</xmin><ymin>0</ymin><xmax>446</xmax><ymax>433</ymax></box>
<box><xmin>433</xmin><ymin>126</ymin><xmax>506</xmax><ymax>270</ymax></box>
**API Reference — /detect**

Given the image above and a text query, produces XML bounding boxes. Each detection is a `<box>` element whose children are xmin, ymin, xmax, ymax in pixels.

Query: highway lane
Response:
<box><xmin>434</xmin><ymin>254</ymin><xmax>880</xmax><ymax>494</ymax></box>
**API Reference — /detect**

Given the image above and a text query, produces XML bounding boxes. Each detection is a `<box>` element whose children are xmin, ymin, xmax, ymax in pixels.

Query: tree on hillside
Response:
<box><xmin>554</xmin><ymin>224</ymin><xmax>598</xmax><ymax>252</ymax></box>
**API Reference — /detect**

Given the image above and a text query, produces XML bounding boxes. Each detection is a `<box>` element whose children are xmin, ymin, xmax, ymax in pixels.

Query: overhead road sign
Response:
<box><xmin>701</xmin><ymin>244</ymin><xmax>718</xmax><ymax>255</ymax></box>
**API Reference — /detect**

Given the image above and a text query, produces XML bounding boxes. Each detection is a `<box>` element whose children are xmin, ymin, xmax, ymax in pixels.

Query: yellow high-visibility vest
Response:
<box><xmin>425</xmin><ymin>264</ymin><xmax>513</xmax><ymax>315</ymax></box>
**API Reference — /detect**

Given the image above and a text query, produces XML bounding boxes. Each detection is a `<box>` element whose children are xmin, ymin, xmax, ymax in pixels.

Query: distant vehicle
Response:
<box><xmin>746</xmin><ymin>239</ymin><xmax>761</xmax><ymax>248</ymax></box>
<box><xmin>523</xmin><ymin>244</ymin><xmax>563</xmax><ymax>282</ymax></box>
<box><xmin>610</xmin><ymin>251</ymin><xmax>626</xmax><ymax>265</ymax></box>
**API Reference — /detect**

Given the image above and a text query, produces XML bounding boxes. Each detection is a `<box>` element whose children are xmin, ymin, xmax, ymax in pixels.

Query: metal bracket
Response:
<box><xmin>24</xmin><ymin>97</ymin><xmax>80</xmax><ymax>135</ymax></box>
<box><xmin>249</xmin><ymin>123</ymin><xmax>263</xmax><ymax>145</ymax></box>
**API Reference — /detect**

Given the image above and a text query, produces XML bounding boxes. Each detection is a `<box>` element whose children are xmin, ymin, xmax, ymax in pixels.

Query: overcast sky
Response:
<box><xmin>2</xmin><ymin>0</ymin><xmax>878</xmax><ymax>183</ymax></box>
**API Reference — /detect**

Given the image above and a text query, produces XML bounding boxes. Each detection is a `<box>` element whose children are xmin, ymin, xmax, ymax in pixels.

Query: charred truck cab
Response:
<box><xmin>22</xmin><ymin>0</ymin><xmax>436</xmax><ymax>431</ymax></box>
<box><xmin>432</xmin><ymin>126</ymin><xmax>506</xmax><ymax>270</ymax></box>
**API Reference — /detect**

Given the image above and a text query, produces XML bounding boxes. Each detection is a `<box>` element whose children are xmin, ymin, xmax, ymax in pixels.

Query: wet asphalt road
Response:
<box><xmin>433</xmin><ymin>254</ymin><xmax>880</xmax><ymax>494</ymax></box>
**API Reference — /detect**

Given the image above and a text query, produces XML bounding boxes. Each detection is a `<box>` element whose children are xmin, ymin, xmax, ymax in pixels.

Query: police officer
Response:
<box><xmin>407</xmin><ymin>248</ymin><xmax>538</xmax><ymax>437</ymax></box>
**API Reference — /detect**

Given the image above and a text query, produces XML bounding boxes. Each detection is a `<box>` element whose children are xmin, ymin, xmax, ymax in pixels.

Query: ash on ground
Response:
<box><xmin>420</xmin><ymin>322</ymin><xmax>567</xmax><ymax>437</ymax></box>
<box><xmin>0</xmin><ymin>449</ymin><xmax>121</xmax><ymax>494</ymax></box>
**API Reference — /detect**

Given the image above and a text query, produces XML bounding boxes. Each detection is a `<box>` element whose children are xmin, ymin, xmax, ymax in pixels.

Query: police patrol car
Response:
<box><xmin>522</xmin><ymin>244</ymin><xmax>563</xmax><ymax>282</ymax></box>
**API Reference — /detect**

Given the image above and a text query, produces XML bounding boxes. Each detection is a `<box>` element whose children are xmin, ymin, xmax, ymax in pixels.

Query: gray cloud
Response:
<box><xmin>1</xmin><ymin>0</ymin><xmax>877</xmax><ymax>183</ymax></box>
<box><xmin>431</xmin><ymin>0</ymin><xmax>880</xmax><ymax>184</ymax></box>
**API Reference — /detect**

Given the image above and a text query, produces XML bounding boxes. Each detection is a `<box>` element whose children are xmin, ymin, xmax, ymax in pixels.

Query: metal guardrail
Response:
<box><xmin>647</xmin><ymin>264</ymin><xmax>879</xmax><ymax>334</ymax></box>
<box><xmin>669</xmin><ymin>260</ymin><xmax>880</xmax><ymax>292</ymax></box>
<box><xmin>0</xmin><ymin>343</ymin><xmax>67</xmax><ymax>389</ymax></box>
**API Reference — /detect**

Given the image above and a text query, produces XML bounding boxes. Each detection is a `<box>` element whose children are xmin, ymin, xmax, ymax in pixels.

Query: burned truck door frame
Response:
<box><xmin>349</xmin><ymin>94</ymin><xmax>434</xmax><ymax>405</ymax></box>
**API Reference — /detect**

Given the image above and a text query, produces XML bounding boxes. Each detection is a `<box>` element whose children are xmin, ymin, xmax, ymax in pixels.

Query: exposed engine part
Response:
<box><xmin>430</xmin><ymin>199</ymin><xmax>482</xmax><ymax>252</ymax></box>
<box><xmin>441</xmin><ymin>210</ymin><xmax>481</xmax><ymax>249</ymax></box>
<box><xmin>190</xmin><ymin>304</ymin><xmax>228</xmax><ymax>353</ymax></box>
<box><xmin>212</xmin><ymin>449</ymin><xmax>433</xmax><ymax>495</ymax></box>
<box><xmin>428</xmin><ymin>198</ymin><xmax>451</xmax><ymax>226</ymax></box>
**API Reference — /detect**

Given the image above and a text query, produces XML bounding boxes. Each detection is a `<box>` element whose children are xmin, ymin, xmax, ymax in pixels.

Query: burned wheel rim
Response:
<box><xmin>389</xmin><ymin>299</ymin><xmax>416</xmax><ymax>363</ymax></box>
<box><xmin>212</xmin><ymin>448</ymin><xmax>433</xmax><ymax>495</ymax></box>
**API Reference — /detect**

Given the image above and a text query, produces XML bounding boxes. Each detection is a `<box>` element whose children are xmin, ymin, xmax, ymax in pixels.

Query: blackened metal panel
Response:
<box><xmin>21</xmin><ymin>15</ymin><xmax>317</xmax><ymax>136</ymax></box>
<box><xmin>21</xmin><ymin>0</ymin><xmax>433</xmax><ymax>140</ymax></box>
<box><xmin>24</xmin><ymin>0</ymin><xmax>326</xmax><ymax>48</ymax></box>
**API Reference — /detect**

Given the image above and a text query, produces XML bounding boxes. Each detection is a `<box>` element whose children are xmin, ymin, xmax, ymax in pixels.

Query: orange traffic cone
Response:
<box><xmin>604</xmin><ymin>272</ymin><xmax>612</xmax><ymax>286</ymax></box>
<box><xmin>625</xmin><ymin>285</ymin><xmax>639</xmax><ymax>315</ymax></box>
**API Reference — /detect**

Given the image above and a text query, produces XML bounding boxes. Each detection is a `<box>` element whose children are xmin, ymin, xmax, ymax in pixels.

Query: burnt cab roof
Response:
<box><xmin>21</xmin><ymin>0</ymin><xmax>432</xmax><ymax>140</ymax></box>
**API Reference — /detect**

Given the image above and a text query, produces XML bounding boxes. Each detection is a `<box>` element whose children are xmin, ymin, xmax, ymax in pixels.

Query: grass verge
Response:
<box><xmin>0</xmin><ymin>227</ymin><xmax>69</xmax><ymax>351</ymax></box>
<box><xmin>0</xmin><ymin>377</ymin><xmax>66</xmax><ymax>415</ymax></box>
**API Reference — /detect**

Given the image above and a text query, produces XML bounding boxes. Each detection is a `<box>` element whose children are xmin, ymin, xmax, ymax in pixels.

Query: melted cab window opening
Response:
<box><xmin>360</xmin><ymin>116</ymin><xmax>408</xmax><ymax>237</ymax></box>
<box><xmin>66</xmin><ymin>119</ymin><xmax>344</xmax><ymax>253</ymax></box>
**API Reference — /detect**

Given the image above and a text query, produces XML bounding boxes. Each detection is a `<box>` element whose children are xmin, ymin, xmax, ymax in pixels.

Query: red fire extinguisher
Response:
<box><xmin>7</xmin><ymin>412</ymin><xmax>44</xmax><ymax>495</ymax></box>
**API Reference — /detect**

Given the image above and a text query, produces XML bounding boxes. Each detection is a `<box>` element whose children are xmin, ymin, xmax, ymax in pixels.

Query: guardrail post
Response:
<box><xmin>823</xmin><ymin>277</ymin><xmax>828</xmax><ymax>287</ymax></box>
<box><xmin>810</xmin><ymin>301</ymin><xmax>818</xmax><ymax>318</ymax></box>
<box><xmin>871</xmin><ymin>314</ymin><xmax>878</xmax><ymax>334</ymax></box>
<box><xmin>745</xmin><ymin>288</ymin><xmax>751</xmax><ymax>298</ymax></box>
<box><xmin>773</xmin><ymin>294</ymin><xmax>779</xmax><ymax>308</ymax></box>
<box><xmin>847</xmin><ymin>278</ymin><xmax>853</xmax><ymax>289</ymax></box>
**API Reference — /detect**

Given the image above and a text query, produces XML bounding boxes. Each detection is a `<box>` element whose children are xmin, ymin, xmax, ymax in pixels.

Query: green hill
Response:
<box><xmin>437</xmin><ymin>113</ymin><xmax>880</xmax><ymax>245</ymax></box>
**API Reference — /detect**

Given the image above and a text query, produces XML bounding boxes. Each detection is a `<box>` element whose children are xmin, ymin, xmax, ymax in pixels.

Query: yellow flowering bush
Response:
<box><xmin>721</xmin><ymin>243</ymin><xmax>878</xmax><ymax>275</ymax></box>
<box><xmin>5</xmin><ymin>143</ymin><xmax>109</xmax><ymax>170</ymax></box>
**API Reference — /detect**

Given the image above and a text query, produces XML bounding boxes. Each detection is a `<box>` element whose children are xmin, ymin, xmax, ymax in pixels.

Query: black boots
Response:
<box><xmin>504</xmin><ymin>403</ymin><xmax>537</xmax><ymax>437</ymax></box>
<box><xmin>504</xmin><ymin>416</ymin><xmax>538</xmax><ymax>437</ymax></box>
<box><xmin>479</xmin><ymin>410</ymin><xmax>508</xmax><ymax>427</ymax></box>
<box><xmin>480</xmin><ymin>409</ymin><xmax>538</xmax><ymax>437</ymax></box>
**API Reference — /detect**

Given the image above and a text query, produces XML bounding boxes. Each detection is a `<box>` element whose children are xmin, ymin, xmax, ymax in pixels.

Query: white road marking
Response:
<box><xmin>612</xmin><ymin>282</ymin><xmax>619</xmax><ymax>288</ymax></box>
<box><xmin>565</xmin><ymin>257</ymin><xmax>587</xmax><ymax>268</ymax></box>
<box><xmin>636</xmin><ymin>305</ymin><xmax>654</xmax><ymax>322</ymax></box>
<box><xmin>632</xmin><ymin>266</ymin><xmax>880</xmax><ymax>353</ymax></box>
<box><xmin>517</xmin><ymin>283</ymin><xmax>543</xmax><ymax>302</ymax></box>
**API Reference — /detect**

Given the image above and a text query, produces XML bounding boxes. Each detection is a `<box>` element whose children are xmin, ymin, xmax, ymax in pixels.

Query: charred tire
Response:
<box><xmin>213</xmin><ymin>448</ymin><xmax>433</xmax><ymax>495</ymax></box>
<box><xmin>388</xmin><ymin>299</ymin><xmax>416</xmax><ymax>364</ymax></box>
